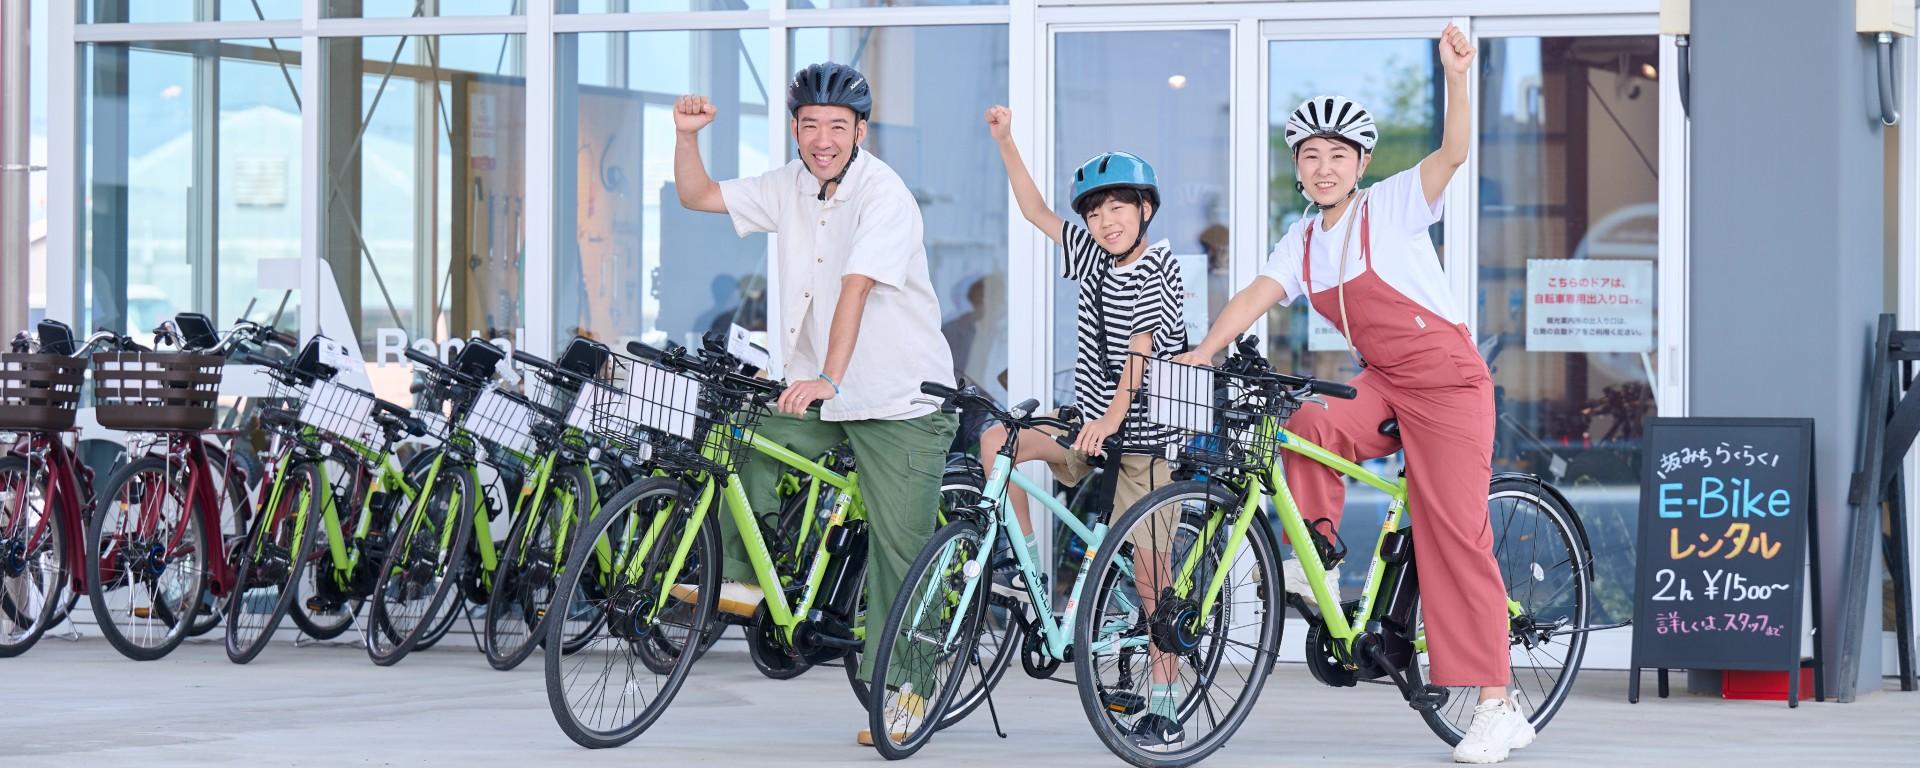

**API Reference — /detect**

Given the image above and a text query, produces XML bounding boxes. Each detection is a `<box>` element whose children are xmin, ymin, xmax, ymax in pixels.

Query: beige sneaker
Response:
<box><xmin>856</xmin><ymin>684</ymin><xmax>927</xmax><ymax>746</ymax></box>
<box><xmin>1282</xmin><ymin>559</ymin><xmax>1341</xmax><ymax>614</ymax></box>
<box><xmin>1451</xmin><ymin>692</ymin><xmax>1535</xmax><ymax>764</ymax></box>
<box><xmin>669</xmin><ymin>580</ymin><xmax>764</xmax><ymax>618</ymax></box>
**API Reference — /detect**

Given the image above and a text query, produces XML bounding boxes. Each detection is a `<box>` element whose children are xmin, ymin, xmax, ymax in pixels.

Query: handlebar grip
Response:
<box><xmin>266</xmin><ymin>329</ymin><xmax>298</xmax><ymax>347</ymax></box>
<box><xmin>511</xmin><ymin>350</ymin><xmax>553</xmax><ymax>369</ymax></box>
<box><xmin>625</xmin><ymin>341</ymin><xmax>664</xmax><ymax>362</ymax></box>
<box><xmin>1312</xmin><ymin>381</ymin><xmax>1358</xmax><ymax>400</ymax></box>
<box><xmin>920</xmin><ymin>381</ymin><xmax>958</xmax><ymax>400</ymax></box>
<box><xmin>373</xmin><ymin>399</ymin><xmax>409</xmax><ymax>419</ymax></box>
<box><xmin>400</xmin><ymin>414</ymin><xmax>429</xmax><ymax>437</ymax></box>
<box><xmin>403</xmin><ymin>347</ymin><xmax>448</xmax><ymax>371</ymax></box>
<box><xmin>259</xmin><ymin>408</ymin><xmax>298</xmax><ymax>431</ymax></box>
<box><xmin>237</xmin><ymin>351</ymin><xmax>279</xmax><ymax>368</ymax></box>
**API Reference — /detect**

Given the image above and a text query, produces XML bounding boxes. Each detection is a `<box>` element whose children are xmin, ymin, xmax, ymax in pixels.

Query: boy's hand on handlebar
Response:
<box><xmin>1074</xmin><ymin>415</ymin><xmax>1121</xmax><ymax>457</ymax></box>
<box><xmin>1172</xmin><ymin>351</ymin><xmax>1212</xmax><ymax>367</ymax></box>
<box><xmin>778</xmin><ymin>377</ymin><xmax>835</xmax><ymax>416</ymax></box>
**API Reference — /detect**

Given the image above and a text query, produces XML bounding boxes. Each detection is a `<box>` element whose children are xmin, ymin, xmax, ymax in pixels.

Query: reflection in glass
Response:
<box><xmin>321</xmin><ymin>34</ymin><xmax>525</xmax><ymax>404</ymax></box>
<box><xmin>561</xmin><ymin>0</ymin><xmax>770</xmax><ymax>11</ymax></box>
<box><xmin>80</xmin><ymin>39</ymin><xmax>304</xmax><ymax>339</ymax></box>
<box><xmin>1053</xmin><ymin>30</ymin><xmax>1229</xmax><ymax>405</ymax></box>
<box><xmin>326</xmin><ymin>0</ymin><xmax>525</xmax><ymax>17</ymax></box>
<box><xmin>555</xmin><ymin>29</ymin><xmax>772</xmax><ymax>352</ymax></box>
<box><xmin>1478</xmin><ymin>36</ymin><xmax>1660</xmax><ymax>625</ymax></box>
<box><xmin>82</xmin><ymin>1</ymin><xmax>303</xmax><ymax>23</ymax></box>
<box><xmin>789</xmin><ymin>26</ymin><xmax>1010</xmax><ymax>415</ymax></box>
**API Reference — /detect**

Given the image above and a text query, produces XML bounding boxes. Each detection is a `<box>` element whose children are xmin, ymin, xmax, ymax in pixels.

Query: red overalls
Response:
<box><xmin>1285</xmin><ymin>198</ymin><xmax>1508</xmax><ymax>687</ymax></box>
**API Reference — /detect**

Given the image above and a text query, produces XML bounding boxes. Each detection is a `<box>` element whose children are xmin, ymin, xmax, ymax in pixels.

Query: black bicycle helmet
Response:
<box><xmin>787</xmin><ymin>62</ymin><xmax>872</xmax><ymax>121</ymax></box>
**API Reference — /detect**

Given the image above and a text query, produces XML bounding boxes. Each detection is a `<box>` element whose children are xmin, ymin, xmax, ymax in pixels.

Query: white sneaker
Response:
<box><xmin>1281</xmin><ymin>559</ymin><xmax>1341</xmax><ymax>614</ymax></box>
<box><xmin>1451</xmin><ymin>692</ymin><xmax>1535</xmax><ymax>764</ymax></box>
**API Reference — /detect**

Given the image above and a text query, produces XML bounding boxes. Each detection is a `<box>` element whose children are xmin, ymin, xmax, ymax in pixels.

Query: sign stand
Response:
<box><xmin>1629</xmin><ymin>418</ymin><xmax>1822</xmax><ymax>708</ymax></box>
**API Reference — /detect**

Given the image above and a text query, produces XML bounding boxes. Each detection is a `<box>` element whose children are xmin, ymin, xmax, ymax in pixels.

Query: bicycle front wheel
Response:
<box><xmin>867</xmin><ymin>520</ymin><xmax>991</xmax><ymax>759</ymax></box>
<box><xmin>545</xmin><ymin>476</ymin><xmax>718</xmax><ymax>749</ymax></box>
<box><xmin>1074</xmin><ymin>479</ymin><xmax>1283</xmax><ymax>768</ymax></box>
<box><xmin>225</xmin><ymin>460</ymin><xmax>325</xmax><ymax>664</ymax></box>
<box><xmin>1409</xmin><ymin>475</ymin><xmax>1592</xmax><ymax>744</ymax></box>
<box><xmin>365</xmin><ymin>464</ymin><xmax>477</xmax><ymax>666</ymax></box>
<box><xmin>87</xmin><ymin>456</ymin><xmax>212</xmax><ymax>661</ymax></box>
<box><xmin>0</xmin><ymin>456</ymin><xmax>66</xmax><ymax>657</ymax></box>
<box><xmin>486</xmin><ymin>461</ymin><xmax>595</xmax><ymax>671</ymax></box>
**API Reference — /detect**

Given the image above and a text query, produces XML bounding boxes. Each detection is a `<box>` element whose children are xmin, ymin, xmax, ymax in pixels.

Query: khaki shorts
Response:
<box><xmin>1027</xmin><ymin>410</ymin><xmax>1182</xmax><ymax>553</ymax></box>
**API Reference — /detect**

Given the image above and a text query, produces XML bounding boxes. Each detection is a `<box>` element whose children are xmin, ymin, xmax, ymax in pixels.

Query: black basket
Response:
<box><xmin>584</xmin><ymin>353</ymin><xmax>761</xmax><ymax>475</ymax></box>
<box><xmin>297</xmin><ymin>380</ymin><xmax>382</xmax><ymax>449</ymax></box>
<box><xmin>1124</xmin><ymin>352</ymin><xmax>1297</xmax><ymax>473</ymax></box>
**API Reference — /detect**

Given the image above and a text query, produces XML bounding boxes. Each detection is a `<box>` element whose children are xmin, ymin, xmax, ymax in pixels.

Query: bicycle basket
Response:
<box><xmin>0</xmin><ymin>353</ymin><xmax>87</xmax><ymax>432</ymax></box>
<box><xmin>91</xmin><ymin>351</ymin><xmax>226</xmax><ymax>432</ymax></box>
<box><xmin>1125</xmin><ymin>352</ymin><xmax>1294</xmax><ymax>472</ymax></box>
<box><xmin>586</xmin><ymin>353</ymin><xmax>759</xmax><ymax>475</ymax></box>
<box><xmin>297</xmin><ymin>380</ymin><xmax>381</xmax><ymax>448</ymax></box>
<box><xmin>459</xmin><ymin>383</ymin><xmax>544</xmax><ymax>472</ymax></box>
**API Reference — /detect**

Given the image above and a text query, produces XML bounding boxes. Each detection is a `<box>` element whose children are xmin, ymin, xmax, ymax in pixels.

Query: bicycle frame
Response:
<box><xmin>8</xmin><ymin>432</ymin><xmax>89</xmax><ymax>594</ymax></box>
<box><xmin>630</xmin><ymin>426</ymin><xmax>861</xmax><ymax>646</ymax></box>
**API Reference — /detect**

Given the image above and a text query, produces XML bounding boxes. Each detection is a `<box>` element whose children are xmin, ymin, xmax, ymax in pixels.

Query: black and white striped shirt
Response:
<box><xmin>1062</xmin><ymin>222</ymin><xmax>1187</xmax><ymax>447</ymax></box>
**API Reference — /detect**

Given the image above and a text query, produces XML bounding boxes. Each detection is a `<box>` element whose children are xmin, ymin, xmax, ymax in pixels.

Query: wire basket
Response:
<box><xmin>585</xmin><ymin>354</ymin><xmax>760</xmax><ymax>475</ymax></box>
<box><xmin>0</xmin><ymin>353</ymin><xmax>87</xmax><ymax>432</ymax></box>
<box><xmin>1124</xmin><ymin>352</ymin><xmax>1297</xmax><ymax>473</ymax></box>
<box><xmin>92</xmin><ymin>351</ymin><xmax>226</xmax><ymax>432</ymax></box>
<box><xmin>459</xmin><ymin>384</ymin><xmax>545</xmax><ymax>473</ymax></box>
<box><xmin>297</xmin><ymin>380</ymin><xmax>382</xmax><ymax>449</ymax></box>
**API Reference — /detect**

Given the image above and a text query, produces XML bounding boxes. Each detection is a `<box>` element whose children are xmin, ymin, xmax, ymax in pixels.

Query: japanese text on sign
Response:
<box><xmin>1525</xmin><ymin>258</ymin><xmax>1654</xmax><ymax>353</ymax></box>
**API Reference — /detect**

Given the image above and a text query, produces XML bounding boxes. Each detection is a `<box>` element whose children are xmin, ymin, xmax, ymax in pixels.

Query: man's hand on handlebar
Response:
<box><xmin>778</xmin><ymin>377</ymin><xmax>834</xmax><ymax>416</ymax></box>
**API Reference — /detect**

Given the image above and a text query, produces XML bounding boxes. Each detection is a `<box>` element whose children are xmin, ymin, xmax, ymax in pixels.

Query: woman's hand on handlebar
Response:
<box><xmin>1073</xmin><ymin>414</ymin><xmax>1121</xmax><ymax>457</ymax></box>
<box><xmin>777</xmin><ymin>377</ymin><xmax>834</xmax><ymax>416</ymax></box>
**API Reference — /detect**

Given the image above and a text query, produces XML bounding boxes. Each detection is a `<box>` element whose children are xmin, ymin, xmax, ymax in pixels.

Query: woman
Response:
<box><xmin>1176</xmin><ymin>24</ymin><xmax>1532</xmax><ymax>765</ymax></box>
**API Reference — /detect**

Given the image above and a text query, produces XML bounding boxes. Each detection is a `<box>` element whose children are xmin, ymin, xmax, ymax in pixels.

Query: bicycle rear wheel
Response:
<box><xmin>486</xmin><ymin>462</ymin><xmax>594</xmax><ymax>671</ymax></box>
<box><xmin>1074</xmin><ymin>479</ymin><xmax>1283</xmax><ymax>768</ymax></box>
<box><xmin>365</xmin><ymin>464</ymin><xmax>476</xmax><ymax>666</ymax></box>
<box><xmin>545</xmin><ymin>476</ymin><xmax>718</xmax><ymax>749</ymax></box>
<box><xmin>1409</xmin><ymin>475</ymin><xmax>1591</xmax><ymax>744</ymax></box>
<box><xmin>224</xmin><ymin>461</ymin><xmax>324</xmax><ymax>664</ymax></box>
<box><xmin>86</xmin><ymin>456</ymin><xmax>212</xmax><ymax>661</ymax></box>
<box><xmin>0</xmin><ymin>456</ymin><xmax>66</xmax><ymax>657</ymax></box>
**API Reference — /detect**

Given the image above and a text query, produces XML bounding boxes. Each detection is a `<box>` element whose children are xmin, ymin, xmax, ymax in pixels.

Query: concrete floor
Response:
<box><xmin>5</xmin><ymin>636</ymin><xmax>1918</xmax><ymax>767</ymax></box>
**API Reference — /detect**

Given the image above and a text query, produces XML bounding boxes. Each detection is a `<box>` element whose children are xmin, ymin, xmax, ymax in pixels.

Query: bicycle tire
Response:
<box><xmin>0</xmin><ymin>456</ymin><xmax>67</xmax><ymax>657</ymax></box>
<box><xmin>365</xmin><ymin>464</ymin><xmax>477</xmax><ymax>666</ymax></box>
<box><xmin>485</xmin><ymin>461</ymin><xmax>595</xmax><ymax>671</ymax></box>
<box><xmin>868</xmin><ymin>520</ymin><xmax>991</xmax><ymax>759</ymax></box>
<box><xmin>86</xmin><ymin>456</ymin><xmax>212</xmax><ymax>661</ymax></box>
<box><xmin>224</xmin><ymin>460</ymin><xmax>324</xmax><ymax>664</ymax></box>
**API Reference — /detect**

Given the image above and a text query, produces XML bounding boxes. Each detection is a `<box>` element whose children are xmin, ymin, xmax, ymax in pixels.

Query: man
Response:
<box><xmin>672</xmin><ymin>62</ymin><xmax>958</xmax><ymax>744</ymax></box>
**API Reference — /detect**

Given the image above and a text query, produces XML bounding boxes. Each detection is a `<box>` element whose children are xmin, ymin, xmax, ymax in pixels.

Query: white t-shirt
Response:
<box><xmin>1258</xmin><ymin>167</ymin><xmax>1461</xmax><ymax>325</ymax></box>
<box><xmin>720</xmin><ymin>153</ymin><xmax>955</xmax><ymax>422</ymax></box>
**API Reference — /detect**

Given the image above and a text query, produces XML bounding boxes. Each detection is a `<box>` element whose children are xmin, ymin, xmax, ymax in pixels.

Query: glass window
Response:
<box><xmin>28</xmin><ymin>0</ymin><xmax>47</xmax><ymax>324</ymax></box>
<box><xmin>326</xmin><ymin>1</ymin><xmax>524</xmax><ymax>18</ymax></box>
<box><xmin>561</xmin><ymin>0</ymin><xmax>770</xmax><ymax>12</ymax></box>
<box><xmin>791</xmin><ymin>0</ymin><xmax>1003</xmax><ymax>8</ymax></box>
<box><xmin>321</xmin><ymin>34</ymin><xmax>524</xmax><ymax>405</ymax></box>
<box><xmin>79</xmin><ymin>38</ymin><xmax>304</xmax><ymax>340</ymax></box>
<box><xmin>1052</xmin><ymin>29</ymin><xmax>1230</xmax><ymax>406</ymax></box>
<box><xmin>81</xmin><ymin>1</ymin><xmax>303</xmax><ymax>23</ymax></box>
<box><xmin>1478</xmin><ymin>36</ymin><xmax>1661</xmax><ymax>627</ymax></box>
<box><xmin>554</xmin><ymin>29</ymin><xmax>772</xmax><ymax>352</ymax></box>
<box><xmin>789</xmin><ymin>25</ymin><xmax>1011</xmax><ymax>408</ymax></box>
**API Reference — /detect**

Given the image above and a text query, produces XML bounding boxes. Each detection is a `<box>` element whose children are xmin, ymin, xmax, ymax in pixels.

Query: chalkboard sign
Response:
<box><xmin>1629</xmin><ymin>418</ymin><xmax>1820</xmax><ymax>705</ymax></box>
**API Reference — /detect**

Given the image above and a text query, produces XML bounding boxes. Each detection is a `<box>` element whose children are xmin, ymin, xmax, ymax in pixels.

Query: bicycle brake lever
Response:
<box><xmin>910</xmin><ymin>397</ymin><xmax>943</xmax><ymax>408</ymax></box>
<box><xmin>1298</xmin><ymin>394</ymin><xmax>1329</xmax><ymax>411</ymax></box>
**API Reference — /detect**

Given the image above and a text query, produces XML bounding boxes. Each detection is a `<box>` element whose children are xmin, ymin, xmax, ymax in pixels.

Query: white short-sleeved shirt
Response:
<box><xmin>720</xmin><ymin>153</ymin><xmax>955</xmax><ymax>422</ymax></box>
<box><xmin>1258</xmin><ymin>167</ymin><xmax>1460</xmax><ymax>325</ymax></box>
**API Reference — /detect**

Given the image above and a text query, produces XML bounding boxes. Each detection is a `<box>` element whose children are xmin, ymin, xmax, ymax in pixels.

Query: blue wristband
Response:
<box><xmin>818</xmin><ymin>373</ymin><xmax>840</xmax><ymax>395</ymax></box>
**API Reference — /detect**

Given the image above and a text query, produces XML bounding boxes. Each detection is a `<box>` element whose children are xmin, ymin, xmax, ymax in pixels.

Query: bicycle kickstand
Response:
<box><xmin>973</xmin><ymin>650</ymin><xmax>1008</xmax><ymax>739</ymax></box>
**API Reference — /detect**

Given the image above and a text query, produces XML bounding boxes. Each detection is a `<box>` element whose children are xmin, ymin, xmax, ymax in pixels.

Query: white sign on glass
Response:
<box><xmin>1525</xmin><ymin>259</ymin><xmax>1655</xmax><ymax>353</ymax></box>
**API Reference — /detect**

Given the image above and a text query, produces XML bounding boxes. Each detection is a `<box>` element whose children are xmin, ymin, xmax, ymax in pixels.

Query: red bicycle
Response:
<box><xmin>81</xmin><ymin>313</ymin><xmax>285</xmax><ymax>660</ymax></box>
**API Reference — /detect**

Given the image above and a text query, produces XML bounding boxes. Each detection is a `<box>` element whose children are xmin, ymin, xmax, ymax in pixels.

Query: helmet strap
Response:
<box><xmin>810</xmin><ymin>144</ymin><xmax>860</xmax><ymax>201</ymax></box>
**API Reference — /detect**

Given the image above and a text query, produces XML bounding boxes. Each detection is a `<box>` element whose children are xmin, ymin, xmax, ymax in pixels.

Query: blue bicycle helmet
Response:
<box><xmin>1070</xmin><ymin>152</ymin><xmax>1160</xmax><ymax>217</ymax></box>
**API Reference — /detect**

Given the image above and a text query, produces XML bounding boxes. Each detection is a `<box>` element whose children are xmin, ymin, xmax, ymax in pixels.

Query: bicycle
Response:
<box><xmin>542</xmin><ymin>337</ymin><xmax>886</xmax><ymax>748</ymax></box>
<box><xmin>1070</xmin><ymin>337</ymin><xmax>1596</xmax><ymax>767</ymax></box>
<box><xmin>84</xmin><ymin>314</ymin><xmax>284</xmax><ymax>661</ymax></box>
<box><xmin>865</xmin><ymin>382</ymin><xmax>1136</xmax><ymax>758</ymax></box>
<box><xmin>1</xmin><ymin>320</ymin><xmax>126</xmax><ymax>656</ymax></box>
<box><xmin>222</xmin><ymin>334</ymin><xmax>442</xmax><ymax>663</ymax></box>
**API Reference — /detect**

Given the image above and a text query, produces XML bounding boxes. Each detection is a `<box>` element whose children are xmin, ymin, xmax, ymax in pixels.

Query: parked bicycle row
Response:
<box><xmin>2</xmin><ymin>311</ymin><xmax>1594</xmax><ymax>768</ymax></box>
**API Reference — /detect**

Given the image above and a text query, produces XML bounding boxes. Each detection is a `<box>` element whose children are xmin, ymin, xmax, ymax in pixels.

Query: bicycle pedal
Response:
<box><xmin>1408</xmin><ymin>684</ymin><xmax>1450</xmax><ymax>713</ymax></box>
<box><xmin>1100</xmin><ymin>690</ymin><xmax>1145</xmax><ymax>716</ymax></box>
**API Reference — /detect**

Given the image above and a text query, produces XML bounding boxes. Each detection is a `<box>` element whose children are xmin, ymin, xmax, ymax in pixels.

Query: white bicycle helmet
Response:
<box><xmin>1283</xmin><ymin>96</ymin><xmax>1378</xmax><ymax>154</ymax></box>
